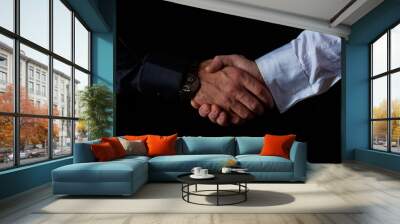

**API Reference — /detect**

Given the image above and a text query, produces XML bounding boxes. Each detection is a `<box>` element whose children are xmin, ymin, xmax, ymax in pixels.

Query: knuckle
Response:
<box><xmin>249</xmin><ymin>101</ymin><xmax>258</xmax><ymax>111</ymax></box>
<box><xmin>241</xmin><ymin>109</ymin><xmax>250</xmax><ymax>119</ymax></box>
<box><xmin>254</xmin><ymin>85</ymin><xmax>264</xmax><ymax>96</ymax></box>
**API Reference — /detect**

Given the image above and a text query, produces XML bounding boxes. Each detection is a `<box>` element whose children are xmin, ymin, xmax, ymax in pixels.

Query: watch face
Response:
<box><xmin>187</xmin><ymin>76</ymin><xmax>195</xmax><ymax>82</ymax></box>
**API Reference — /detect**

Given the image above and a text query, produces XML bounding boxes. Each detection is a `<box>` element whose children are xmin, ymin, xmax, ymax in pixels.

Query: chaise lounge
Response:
<box><xmin>52</xmin><ymin>136</ymin><xmax>307</xmax><ymax>196</ymax></box>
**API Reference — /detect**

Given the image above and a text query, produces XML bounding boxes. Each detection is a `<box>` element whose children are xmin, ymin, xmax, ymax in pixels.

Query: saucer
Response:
<box><xmin>190</xmin><ymin>174</ymin><xmax>215</xmax><ymax>179</ymax></box>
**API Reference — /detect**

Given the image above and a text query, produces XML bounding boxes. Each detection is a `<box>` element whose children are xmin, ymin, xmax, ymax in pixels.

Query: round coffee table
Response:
<box><xmin>177</xmin><ymin>173</ymin><xmax>255</xmax><ymax>206</ymax></box>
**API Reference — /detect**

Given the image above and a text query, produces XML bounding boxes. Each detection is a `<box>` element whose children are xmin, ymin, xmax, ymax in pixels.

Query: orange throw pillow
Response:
<box><xmin>260</xmin><ymin>134</ymin><xmax>296</xmax><ymax>159</ymax></box>
<box><xmin>101</xmin><ymin>137</ymin><xmax>126</xmax><ymax>158</ymax></box>
<box><xmin>146</xmin><ymin>134</ymin><xmax>177</xmax><ymax>157</ymax></box>
<box><xmin>91</xmin><ymin>142</ymin><xmax>117</xmax><ymax>161</ymax></box>
<box><xmin>124</xmin><ymin>135</ymin><xmax>148</xmax><ymax>141</ymax></box>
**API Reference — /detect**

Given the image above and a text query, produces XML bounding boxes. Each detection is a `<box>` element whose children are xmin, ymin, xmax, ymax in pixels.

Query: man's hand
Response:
<box><xmin>192</xmin><ymin>55</ymin><xmax>274</xmax><ymax>126</ymax></box>
<box><xmin>206</xmin><ymin>55</ymin><xmax>264</xmax><ymax>82</ymax></box>
<box><xmin>191</xmin><ymin>60</ymin><xmax>271</xmax><ymax>126</ymax></box>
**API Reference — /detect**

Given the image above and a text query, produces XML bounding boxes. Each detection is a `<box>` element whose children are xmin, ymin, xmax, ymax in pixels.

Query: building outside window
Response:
<box><xmin>28</xmin><ymin>66</ymin><xmax>34</xmax><ymax>80</ymax></box>
<box><xmin>0</xmin><ymin>0</ymin><xmax>91</xmax><ymax>170</ymax></box>
<box><xmin>35</xmin><ymin>70</ymin><xmax>40</xmax><ymax>81</ymax></box>
<box><xmin>0</xmin><ymin>71</ymin><xmax>7</xmax><ymax>91</ymax></box>
<box><xmin>54</xmin><ymin>89</ymin><xmax>58</xmax><ymax>102</ymax></box>
<box><xmin>41</xmin><ymin>85</ymin><xmax>46</xmax><ymax>97</ymax></box>
<box><xmin>28</xmin><ymin>81</ymin><xmax>34</xmax><ymax>94</ymax></box>
<box><xmin>0</xmin><ymin>71</ymin><xmax>6</xmax><ymax>83</ymax></box>
<box><xmin>35</xmin><ymin>83</ymin><xmax>40</xmax><ymax>95</ymax></box>
<box><xmin>371</xmin><ymin>22</ymin><xmax>400</xmax><ymax>154</ymax></box>
<box><xmin>0</xmin><ymin>54</ymin><xmax>7</xmax><ymax>91</ymax></box>
<box><xmin>41</xmin><ymin>73</ymin><xmax>46</xmax><ymax>83</ymax></box>
<box><xmin>0</xmin><ymin>55</ymin><xmax>6</xmax><ymax>67</ymax></box>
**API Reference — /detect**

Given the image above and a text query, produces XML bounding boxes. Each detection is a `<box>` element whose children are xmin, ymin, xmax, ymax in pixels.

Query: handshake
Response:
<box><xmin>191</xmin><ymin>55</ymin><xmax>275</xmax><ymax>126</ymax></box>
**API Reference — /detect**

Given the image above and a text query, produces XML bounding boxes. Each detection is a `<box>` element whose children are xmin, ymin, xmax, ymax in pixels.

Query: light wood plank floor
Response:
<box><xmin>1</xmin><ymin>162</ymin><xmax>400</xmax><ymax>224</ymax></box>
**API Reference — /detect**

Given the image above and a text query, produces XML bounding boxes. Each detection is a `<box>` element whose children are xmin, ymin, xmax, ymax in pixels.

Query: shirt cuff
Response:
<box><xmin>256</xmin><ymin>43</ymin><xmax>312</xmax><ymax>113</ymax></box>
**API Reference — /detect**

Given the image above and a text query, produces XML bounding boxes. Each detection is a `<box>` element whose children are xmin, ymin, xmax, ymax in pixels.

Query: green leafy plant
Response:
<box><xmin>79</xmin><ymin>84</ymin><xmax>113</xmax><ymax>140</ymax></box>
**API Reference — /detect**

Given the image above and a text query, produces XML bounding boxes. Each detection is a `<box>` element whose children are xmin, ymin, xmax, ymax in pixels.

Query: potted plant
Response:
<box><xmin>79</xmin><ymin>84</ymin><xmax>113</xmax><ymax>140</ymax></box>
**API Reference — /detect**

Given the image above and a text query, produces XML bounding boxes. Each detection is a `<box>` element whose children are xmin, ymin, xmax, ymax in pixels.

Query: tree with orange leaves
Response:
<box><xmin>0</xmin><ymin>84</ymin><xmax>59</xmax><ymax>152</ymax></box>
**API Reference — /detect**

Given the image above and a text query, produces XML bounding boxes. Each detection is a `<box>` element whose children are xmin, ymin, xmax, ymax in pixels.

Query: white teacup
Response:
<box><xmin>191</xmin><ymin>167</ymin><xmax>202</xmax><ymax>176</ymax></box>
<box><xmin>221</xmin><ymin>167</ymin><xmax>232</xmax><ymax>174</ymax></box>
<box><xmin>199</xmin><ymin>169</ymin><xmax>208</xmax><ymax>176</ymax></box>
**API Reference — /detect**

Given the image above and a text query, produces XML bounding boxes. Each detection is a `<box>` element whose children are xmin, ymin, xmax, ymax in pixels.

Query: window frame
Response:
<box><xmin>0</xmin><ymin>0</ymin><xmax>92</xmax><ymax>171</ymax></box>
<box><xmin>370</xmin><ymin>20</ymin><xmax>400</xmax><ymax>154</ymax></box>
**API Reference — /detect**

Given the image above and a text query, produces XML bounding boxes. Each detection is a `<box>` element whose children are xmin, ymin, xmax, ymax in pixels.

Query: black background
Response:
<box><xmin>116</xmin><ymin>0</ymin><xmax>341</xmax><ymax>163</ymax></box>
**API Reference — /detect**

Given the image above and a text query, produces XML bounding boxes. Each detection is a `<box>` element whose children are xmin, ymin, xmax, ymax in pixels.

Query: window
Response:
<box><xmin>42</xmin><ymin>85</ymin><xmax>46</xmax><ymax>97</ymax></box>
<box><xmin>35</xmin><ymin>83</ymin><xmax>40</xmax><ymax>95</ymax></box>
<box><xmin>0</xmin><ymin>71</ymin><xmax>6</xmax><ymax>85</ymax></box>
<box><xmin>371</xmin><ymin>23</ymin><xmax>400</xmax><ymax>154</ymax></box>
<box><xmin>75</xmin><ymin>18</ymin><xmax>90</xmax><ymax>70</ymax></box>
<box><xmin>20</xmin><ymin>0</ymin><xmax>49</xmax><ymax>49</ymax></box>
<box><xmin>0</xmin><ymin>0</ymin><xmax>14</xmax><ymax>32</ymax></box>
<box><xmin>35</xmin><ymin>70</ymin><xmax>40</xmax><ymax>81</ymax></box>
<box><xmin>53</xmin><ymin>59</ymin><xmax>72</xmax><ymax>117</ymax></box>
<box><xmin>53</xmin><ymin>0</ymin><xmax>72</xmax><ymax>60</ymax></box>
<box><xmin>28</xmin><ymin>67</ymin><xmax>34</xmax><ymax>80</ymax></box>
<box><xmin>0</xmin><ymin>0</ymin><xmax>91</xmax><ymax>170</ymax></box>
<box><xmin>28</xmin><ymin>81</ymin><xmax>34</xmax><ymax>94</ymax></box>
<box><xmin>0</xmin><ymin>55</ymin><xmax>7</xmax><ymax>67</ymax></box>
<box><xmin>0</xmin><ymin>54</ymin><xmax>7</xmax><ymax>88</ymax></box>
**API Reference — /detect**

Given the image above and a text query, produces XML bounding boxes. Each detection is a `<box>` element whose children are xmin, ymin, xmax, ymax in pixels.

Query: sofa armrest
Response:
<box><xmin>73</xmin><ymin>140</ymin><xmax>100</xmax><ymax>163</ymax></box>
<box><xmin>289</xmin><ymin>141</ymin><xmax>307</xmax><ymax>181</ymax></box>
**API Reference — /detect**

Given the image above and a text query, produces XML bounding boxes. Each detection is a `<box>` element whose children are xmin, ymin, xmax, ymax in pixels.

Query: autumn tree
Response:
<box><xmin>372</xmin><ymin>99</ymin><xmax>400</xmax><ymax>144</ymax></box>
<box><xmin>0</xmin><ymin>84</ymin><xmax>59</xmax><ymax>153</ymax></box>
<box><xmin>0</xmin><ymin>85</ymin><xmax>14</xmax><ymax>151</ymax></box>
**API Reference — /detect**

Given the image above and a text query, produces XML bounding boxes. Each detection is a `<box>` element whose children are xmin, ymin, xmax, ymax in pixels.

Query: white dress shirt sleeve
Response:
<box><xmin>255</xmin><ymin>30</ymin><xmax>341</xmax><ymax>113</ymax></box>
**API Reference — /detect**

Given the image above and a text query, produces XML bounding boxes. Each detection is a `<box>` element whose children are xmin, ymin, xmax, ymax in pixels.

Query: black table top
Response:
<box><xmin>177</xmin><ymin>173</ymin><xmax>255</xmax><ymax>185</ymax></box>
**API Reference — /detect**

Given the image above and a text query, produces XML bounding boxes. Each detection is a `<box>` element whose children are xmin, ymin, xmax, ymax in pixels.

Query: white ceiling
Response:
<box><xmin>163</xmin><ymin>0</ymin><xmax>384</xmax><ymax>38</ymax></box>
<box><xmin>226</xmin><ymin>0</ymin><xmax>352</xmax><ymax>22</ymax></box>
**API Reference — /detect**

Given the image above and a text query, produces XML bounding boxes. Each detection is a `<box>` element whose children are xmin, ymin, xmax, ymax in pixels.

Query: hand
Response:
<box><xmin>191</xmin><ymin>58</ymin><xmax>272</xmax><ymax>126</ymax></box>
<box><xmin>194</xmin><ymin>55</ymin><xmax>274</xmax><ymax>126</ymax></box>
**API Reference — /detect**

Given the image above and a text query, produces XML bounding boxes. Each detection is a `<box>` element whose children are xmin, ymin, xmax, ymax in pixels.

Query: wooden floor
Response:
<box><xmin>1</xmin><ymin>162</ymin><xmax>400</xmax><ymax>224</ymax></box>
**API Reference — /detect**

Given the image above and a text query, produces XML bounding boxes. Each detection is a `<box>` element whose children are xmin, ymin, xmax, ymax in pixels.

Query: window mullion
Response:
<box><xmin>370</xmin><ymin>45</ymin><xmax>373</xmax><ymax>149</ymax></box>
<box><xmin>48</xmin><ymin>0</ymin><xmax>54</xmax><ymax>160</ymax></box>
<box><xmin>71</xmin><ymin>10</ymin><xmax>76</xmax><ymax>155</ymax></box>
<box><xmin>13</xmin><ymin>0</ymin><xmax>20</xmax><ymax>167</ymax></box>
<box><xmin>388</xmin><ymin>30</ymin><xmax>391</xmax><ymax>153</ymax></box>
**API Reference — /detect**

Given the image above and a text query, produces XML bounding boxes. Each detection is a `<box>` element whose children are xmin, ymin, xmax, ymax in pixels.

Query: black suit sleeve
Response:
<box><xmin>119</xmin><ymin>52</ymin><xmax>192</xmax><ymax>101</ymax></box>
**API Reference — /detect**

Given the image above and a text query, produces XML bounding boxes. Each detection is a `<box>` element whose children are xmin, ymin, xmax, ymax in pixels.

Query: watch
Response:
<box><xmin>179</xmin><ymin>65</ymin><xmax>201</xmax><ymax>101</ymax></box>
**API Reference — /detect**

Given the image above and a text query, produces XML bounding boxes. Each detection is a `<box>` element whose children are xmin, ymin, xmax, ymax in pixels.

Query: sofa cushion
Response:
<box><xmin>259</xmin><ymin>134</ymin><xmax>296</xmax><ymax>159</ymax></box>
<box><xmin>53</xmin><ymin>156</ymin><xmax>148</xmax><ymax>183</ymax></box>
<box><xmin>149</xmin><ymin>154</ymin><xmax>235</xmax><ymax>172</ymax></box>
<box><xmin>178</xmin><ymin>137</ymin><xmax>235</xmax><ymax>155</ymax></box>
<box><xmin>73</xmin><ymin>140</ymin><xmax>100</xmax><ymax>163</ymax></box>
<box><xmin>235</xmin><ymin>137</ymin><xmax>263</xmax><ymax>155</ymax></box>
<box><xmin>91</xmin><ymin>142</ymin><xmax>118</xmax><ymax>161</ymax></box>
<box><xmin>101</xmin><ymin>137</ymin><xmax>127</xmax><ymax>158</ymax></box>
<box><xmin>147</xmin><ymin>134</ymin><xmax>177</xmax><ymax>157</ymax></box>
<box><xmin>236</xmin><ymin>155</ymin><xmax>293</xmax><ymax>172</ymax></box>
<box><xmin>118</xmin><ymin>137</ymin><xmax>147</xmax><ymax>156</ymax></box>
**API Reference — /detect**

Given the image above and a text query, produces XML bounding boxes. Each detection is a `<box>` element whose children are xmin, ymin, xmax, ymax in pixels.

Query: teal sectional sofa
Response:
<box><xmin>52</xmin><ymin>136</ymin><xmax>307</xmax><ymax>196</ymax></box>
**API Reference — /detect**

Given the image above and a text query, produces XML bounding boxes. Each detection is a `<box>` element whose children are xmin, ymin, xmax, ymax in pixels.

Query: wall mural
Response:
<box><xmin>116</xmin><ymin>1</ymin><xmax>341</xmax><ymax>163</ymax></box>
